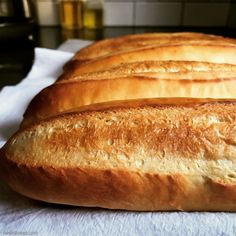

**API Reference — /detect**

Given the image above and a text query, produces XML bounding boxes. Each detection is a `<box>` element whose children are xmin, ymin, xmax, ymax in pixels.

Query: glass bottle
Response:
<box><xmin>83</xmin><ymin>0</ymin><xmax>103</xmax><ymax>29</ymax></box>
<box><xmin>60</xmin><ymin>0</ymin><xmax>84</xmax><ymax>29</ymax></box>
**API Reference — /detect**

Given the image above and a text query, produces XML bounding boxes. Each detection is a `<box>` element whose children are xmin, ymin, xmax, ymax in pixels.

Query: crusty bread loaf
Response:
<box><xmin>2</xmin><ymin>32</ymin><xmax>236</xmax><ymax>211</ymax></box>
<box><xmin>2</xmin><ymin>98</ymin><xmax>236</xmax><ymax>211</ymax></box>
<box><xmin>22</xmin><ymin>61</ymin><xmax>236</xmax><ymax>128</ymax></box>
<box><xmin>69</xmin><ymin>32</ymin><xmax>236</xmax><ymax>65</ymax></box>
<box><xmin>65</xmin><ymin>44</ymin><xmax>236</xmax><ymax>75</ymax></box>
<box><xmin>58</xmin><ymin>60</ymin><xmax>236</xmax><ymax>82</ymax></box>
<box><xmin>23</xmin><ymin>33</ymin><xmax>236</xmax><ymax>128</ymax></box>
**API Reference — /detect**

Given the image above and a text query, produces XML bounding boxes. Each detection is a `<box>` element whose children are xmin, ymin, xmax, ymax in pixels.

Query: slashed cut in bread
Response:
<box><xmin>2</xmin><ymin>98</ymin><xmax>236</xmax><ymax>211</ymax></box>
<box><xmin>22</xmin><ymin>61</ymin><xmax>236</xmax><ymax>128</ymax></box>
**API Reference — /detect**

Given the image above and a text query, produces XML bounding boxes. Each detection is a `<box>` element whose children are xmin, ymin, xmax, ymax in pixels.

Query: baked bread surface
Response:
<box><xmin>65</xmin><ymin>44</ymin><xmax>236</xmax><ymax>75</ymax></box>
<box><xmin>2</xmin><ymin>32</ymin><xmax>236</xmax><ymax>211</ymax></box>
<box><xmin>22</xmin><ymin>61</ymin><xmax>236</xmax><ymax>128</ymax></box>
<box><xmin>1</xmin><ymin>98</ymin><xmax>236</xmax><ymax>211</ymax></box>
<box><xmin>70</xmin><ymin>32</ymin><xmax>236</xmax><ymax>64</ymax></box>
<box><xmin>59</xmin><ymin>60</ymin><xmax>236</xmax><ymax>82</ymax></box>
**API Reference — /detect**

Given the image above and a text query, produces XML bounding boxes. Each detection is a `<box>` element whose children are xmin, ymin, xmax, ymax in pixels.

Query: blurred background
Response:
<box><xmin>34</xmin><ymin>0</ymin><xmax>236</xmax><ymax>46</ymax></box>
<box><xmin>1</xmin><ymin>0</ymin><xmax>236</xmax><ymax>87</ymax></box>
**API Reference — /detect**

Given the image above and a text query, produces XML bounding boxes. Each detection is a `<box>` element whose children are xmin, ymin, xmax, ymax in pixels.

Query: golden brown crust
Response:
<box><xmin>22</xmin><ymin>74</ymin><xmax>236</xmax><ymax>128</ymax></box>
<box><xmin>1</xmin><ymin>155</ymin><xmax>236</xmax><ymax>211</ymax></box>
<box><xmin>65</xmin><ymin>44</ymin><xmax>236</xmax><ymax>75</ymax></box>
<box><xmin>58</xmin><ymin>60</ymin><xmax>236</xmax><ymax>82</ymax></box>
<box><xmin>4</xmin><ymin>33</ymin><xmax>236</xmax><ymax>211</ymax></box>
<box><xmin>70</xmin><ymin>32</ymin><xmax>236</xmax><ymax>65</ymax></box>
<box><xmin>2</xmin><ymin>98</ymin><xmax>236</xmax><ymax>211</ymax></box>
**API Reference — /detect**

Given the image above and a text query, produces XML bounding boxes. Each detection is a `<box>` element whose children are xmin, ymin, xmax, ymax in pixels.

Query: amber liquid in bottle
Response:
<box><xmin>60</xmin><ymin>0</ymin><xmax>83</xmax><ymax>29</ymax></box>
<box><xmin>83</xmin><ymin>8</ymin><xmax>103</xmax><ymax>29</ymax></box>
<box><xmin>83</xmin><ymin>1</ymin><xmax>103</xmax><ymax>29</ymax></box>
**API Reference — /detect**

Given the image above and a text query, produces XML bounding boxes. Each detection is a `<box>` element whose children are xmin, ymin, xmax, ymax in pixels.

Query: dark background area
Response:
<box><xmin>1</xmin><ymin>25</ymin><xmax>236</xmax><ymax>89</ymax></box>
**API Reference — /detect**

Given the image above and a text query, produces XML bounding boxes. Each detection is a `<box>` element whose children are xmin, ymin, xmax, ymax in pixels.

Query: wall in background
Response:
<box><xmin>35</xmin><ymin>0</ymin><xmax>236</xmax><ymax>28</ymax></box>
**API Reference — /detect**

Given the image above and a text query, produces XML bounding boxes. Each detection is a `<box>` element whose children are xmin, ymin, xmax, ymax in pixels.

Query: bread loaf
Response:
<box><xmin>22</xmin><ymin>34</ymin><xmax>236</xmax><ymax>129</ymax></box>
<box><xmin>58</xmin><ymin>60</ymin><xmax>236</xmax><ymax>82</ymax></box>
<box><xmin>22</xmin><ymin>61</ymin><xmax>236</xmax><ymax>128</ymax></box>
<box><xmin>69</xmin><ymin>32</ymin><xmax>236</xmax><ymax>64</ymax></box>
<box><xmin>2</xmin><ymin>32</ymin><xmax>236</xmax><ymax>211</ymax></box>
<box><xmin>2</xmin><ymin>98</ymin><xmax>236</xmax><ymax>211</ymax></box>
<box><xmin>65</xmin><ymin>44</ymin><xmax>236</xmax><ymax>75</ymax></box>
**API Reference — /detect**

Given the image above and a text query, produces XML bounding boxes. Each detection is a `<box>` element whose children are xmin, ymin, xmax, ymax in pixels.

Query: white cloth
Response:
<box><xmin>0</xmin><ymin>40</ymin><xmax>236</xmax><ymax>236</ymax></box>
<box><xmin>0</xmin><ymin>48</ymin><xmax>74</xmax><ymax>148</ymax></box>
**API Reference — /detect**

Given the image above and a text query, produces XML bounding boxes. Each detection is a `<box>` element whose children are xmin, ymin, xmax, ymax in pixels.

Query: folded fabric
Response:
<box><xmin>0</xmin><ymin>48</ymin><xmax>74</xmax><ymax>148</ymax></box>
